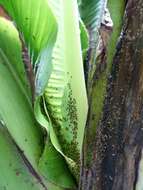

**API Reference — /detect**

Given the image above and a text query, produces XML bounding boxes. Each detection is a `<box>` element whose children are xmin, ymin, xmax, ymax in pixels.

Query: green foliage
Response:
<box><xmin>39</xmin><ymin>140</ymin><xmax>76</xmax><ymax>188</ymax></box>
<box><xmin>0</xmin><ymin>17</ymin><xmax>63</xmax><ymax>190</ymax></box>
<box><xmin>0</xmin><ymin>0</ymin><xmax>89</xmax><ymax>189</ymax></box>
<box><xmin>0</xmin><ymin>0</ymin><xmax>126</xmax><ymax>189</ymax></box>
<box><xmin>43</xmin><ymin>0</ymin><xmax>88</xmax><ymax>170</ymax></box>
<box><xmin>0</xmin><ymin>0</ymin><xmax>57</xmax><ymax>95</ymax></box>
<box><xmin>0</xmin><ymin>126</ymin><xmax>44</xmax><ymax>190</ymax></box>
<box><xmin>107</xmin><ymin>0</ymin><xmax>125</xmax><ymax>70</ymax></box>
<box><xmin>80</xmin><ymin>19</ymin><xmax>89</xmax><ymax>59</ymax></box>
<box><xmin>79</xmin><ymin>0</ymin><xmax>106</xmax><ymax>30</ymax></box>
<box><xmin>0</xmin><ymin>17</ymin><xmax>43</xmax><ymax>169</ymax></box>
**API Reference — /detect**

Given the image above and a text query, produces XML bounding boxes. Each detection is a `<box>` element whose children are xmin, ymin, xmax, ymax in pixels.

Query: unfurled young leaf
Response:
<box><xmin>39</xmin><ymin>0</ymin><xmax>88</xmax><ymax>179</ymax></box>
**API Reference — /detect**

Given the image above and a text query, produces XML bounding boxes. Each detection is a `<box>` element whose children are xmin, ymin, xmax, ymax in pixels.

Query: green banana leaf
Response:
<box><xmin>78</xmin><ymin>0</ymin><xmax>107</xmax><ymax>57</ymax></box>
<box><xmin>0</xmin><ymin>1</ymin><xmax>77</xmax><ymax>188</ymax></box>
<box><xmin>0</xmin><ymin>0</ymin><xmax>88</xmax><ymax>187</ymax></box>
<box><xmin>0</xmin><ymin>17</ymin><xmax>72</xmax><ymax>189</ymax></box>
<box><xmin>0</xmin><ymin>0</ymin><xmax>57</xmax><ymax>95</ymax></box>
<box><xmin>78</xmin><ymin>0</ymin><xmax>107</xmax><ymax>98</ymax></box>
<box><xmin>0</xmin><ymin>17</ymin><xmax>49</xmax><ymax>189</ymax></box>
<box><xmin>0</xmin><ymin>17</ymin><xmax>43</xmax><ymax>170</ymax></box>
<box><xmin>0</xmin><ymin>125</ymin><xmax>45</xmax><ymax>190</ymax></box>
<box><xmin>38</xmin><ymin>0</ymin><xmax>88</xmax><ymax>180</ymax></box>
<box><xmin>80</xmin><ymin>19</ymin><xmax>89</xmax><ymax>59</ymax></box>
<box><xmin>107</xmin><ymin>0</ymin><xmax>125</xmax><ymax>69</ymax></box>
<box><xmin>35</xmin><ymin>97</ymin><xmax>76</xmax><ymax>188</ymax></box>
<box><xmin>79</xmin><ymin>0</ymin><xmax>106</xmax><ymax>30</ymax></box>
<box><xmin>0</xmin><ymin>124</ymin><xmax>64</xmax><ymax>190</ymax></box>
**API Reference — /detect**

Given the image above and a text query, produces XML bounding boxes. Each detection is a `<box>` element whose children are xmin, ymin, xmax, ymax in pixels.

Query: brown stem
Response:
<box><xmin>80</xmin><ymin>0</ymin><xmax>143</xmax><ymax>189</ymax></box>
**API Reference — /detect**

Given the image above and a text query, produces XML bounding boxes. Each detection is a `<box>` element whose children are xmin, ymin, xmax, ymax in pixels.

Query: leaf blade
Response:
<box><xmin>0</xmin><ymin>126</ymin><xmax>44</xmax><ymax>190</ymax></box>
<box><xmin>0</xmin><ymin>0</ymin><xmax>58</xmax><ymax>95</ymax></box>
<box><xmin>41</xmin><ymin>0</ymin><xmax>88</xmax><ymax>179</ymax></box>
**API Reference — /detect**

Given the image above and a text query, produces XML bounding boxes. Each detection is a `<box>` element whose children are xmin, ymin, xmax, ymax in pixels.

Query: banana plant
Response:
<box><xmin>0</xmin><ymin>0</ymin><xmax>109</xmax><ymax>189</ymax></box>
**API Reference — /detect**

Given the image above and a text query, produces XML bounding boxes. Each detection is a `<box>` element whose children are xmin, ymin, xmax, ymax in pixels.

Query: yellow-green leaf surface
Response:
<box><xmin>0</xmin><ymin>1</ymin><xmax>77</xmax><ymax>188</ymax></box>
<box><xmin>0</xmin><ymin>0</ymin><xmax>88</xmax><ymax>187</ymax></box>
<box><xmin>0</xmin><ymin>17</ymin><xmax>66</xmax><ymax>190</ymax></box>
<box><xmin>0</xmin><ymin>17</ymin><xmax>42</xmax><ymax>169</ymax></box>
<box><xmin>0</xmin><ymin>15</ymin><xmax>71</xmax><ymax>190</ymax></box>
<box><xmin>80</xmin><ymin>19</ymin><xmax>89</xmax><ymax>59</ymax></box>
<box><xmin>0</xmin><ymin>0</ymin><xmax>57</xmax><ymax>95</ymax></box>
<box><xmin>35</xmin><ymin>97</ymin><xmax>76</xmax><ymax>188</ymax></box>
<box><xmin>39</xmin><ymin>139</ymin><xmax>76</xmax><ymax>189</ymax></box>
<box><xmin>0</xmin><ymin>125</ymin><xmax>44</xmax><ymax>190</ymax></box>
<box><xmin>0</xmin><ymin>126</ymin><xmax>63</xmax><ymax>190</ymax></box>
<box><xmin>41</xmin><ymin>0</ymin><xmax>88</xmax><ymax>179</ymax></box>
<box><xmin>107</xmin><ymin>0</ymin><xmax>125</xmax><ymax>70</ymax></box>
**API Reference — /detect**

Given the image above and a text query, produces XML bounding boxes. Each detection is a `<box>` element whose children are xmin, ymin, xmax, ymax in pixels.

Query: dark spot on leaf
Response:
<box><xmin>16</xmin><ymin>171</ymin><xmax>20</xmax><ymax>176</ymax></box>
